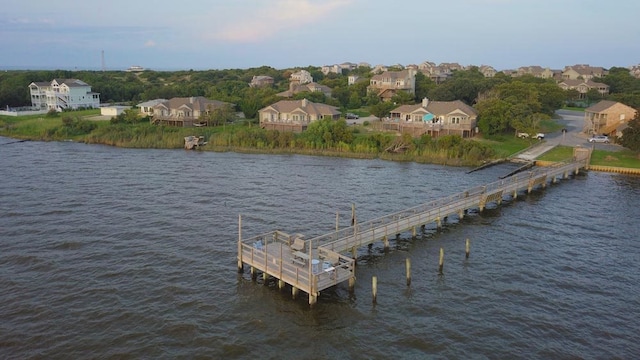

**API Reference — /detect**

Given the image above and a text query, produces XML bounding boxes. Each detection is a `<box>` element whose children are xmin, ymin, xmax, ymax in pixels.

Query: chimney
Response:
<box><xmin>301</xmin><ymin>98</ymin><xmax>308</xmax><ymax>108</ymax></box>
<box><xmin>189</xmin><ymin>97</ymin><xmax>195</xmax><ymax>104</ymax></box>
<box><xmin>422</xmin><ymin>97</ymin><xmax>429</xmax><ymax>108</ymax></box>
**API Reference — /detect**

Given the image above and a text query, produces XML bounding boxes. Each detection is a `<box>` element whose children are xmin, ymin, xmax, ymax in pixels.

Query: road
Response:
<box><xmin>514</xmin><ymin>109</ymin><xmax>621</xmax><ymax>160</ymax></box>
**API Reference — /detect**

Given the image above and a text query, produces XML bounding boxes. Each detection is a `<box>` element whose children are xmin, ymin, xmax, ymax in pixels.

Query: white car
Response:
<box><xmin>589</xmin><ymin>135</ymin><xmax>609</xmax><ymax>143</ymax></box>
<box><xmin>517</xmin><ymin>132</ymin><xmax>545</xmax><ymax>140</ymax></box>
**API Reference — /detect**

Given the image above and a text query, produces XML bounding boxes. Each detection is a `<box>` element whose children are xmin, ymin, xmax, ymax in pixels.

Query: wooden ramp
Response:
<box><xmin>237</xmin><ymin>149</ymin><xmax>591</xmax><ymax>305</ymax></box>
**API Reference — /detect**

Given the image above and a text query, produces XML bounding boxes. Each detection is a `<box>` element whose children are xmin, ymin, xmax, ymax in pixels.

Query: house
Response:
<box><xmin>101</xmin><ymin>105</ymin><xmax>131</xmax><ymax>117</ymax></box>
<box><xmin>562</xmin><ymin>64</ymin><xmax>607</xmax><ymax>80</ymax></box>
<box><xmin>630</xmin><ymin>64</ymin><xmax>640</xmax><ymax>79</ymax></box>
<box><xmin>29</xmin><ymin>79</ymin><xmax>100</xmax><ymax>111</ymax></box>
<box><xmin>479</xmin><ymin>65</ymin><xmax>497</xmax><ymax>78</ymax></box>
<box><xmin>557</xmin><ymin>79</ymin><xmax>610</xmax><ymax>99</ymax></box>
<box><xmin>249</xmin><ymin>75</ymin><xmax>274</xmax><ymax>88</ymax></box>
<box><xmin>276</xmin><ymin>82</ymin><xmax>332</xmax><ymax>98</ymax></box>
<box><xmin>368</xmin><ymin>69</ymin><xmax>416</xmax><ymax>102</ymax></box>
<box><xmin>321</xmin><ymin>64</ymin><xmax>343</xmax><ymax>75</ymax></box>
<box><xmin>517</xmin><ymin>66</ymin><xmax>555</xmax><ymax>79</ymax></box>
<box><xmin>384</xmin><ymin>98</ymin><xmax>478</xmax><ymax>138</ymax></box>
<box><xmin>151</xmin><ymin>96</ymin><xmax>233</xmax><ymax>127</ymax></box>
<box><xmin>371</xmin><ymin>64</ymin><xmax>388</xmax><ymax>74</ymax></box>
<box><xmin>290</xmin><ymin>70</ymin><xmax>313</xmax><ymax>85</ymax></box>
<box><xmin>258</xmin><ymin>98</ymin><xmax>341</xmax><ymax>133</ymax></box>
<box><xmin>137</xmin><ymin>99</ymin><xmax>168</xmax><ymax>116</ymax></box>
<box><xmin>583</xmin><ymin>100</ymin><xmax>637</xmax><ymax>136</ymax></box>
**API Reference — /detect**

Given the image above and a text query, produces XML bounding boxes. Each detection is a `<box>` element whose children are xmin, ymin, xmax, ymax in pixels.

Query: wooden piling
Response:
<box><xmin>372</xmin><ymin>276</ymin><xmax>378</xmax><ymax>304</ymax></box>
<box><xmin>348</xmin><ymin>276</ymin><xmax>356</xmax><ymax>292</ymax></box>
<box><xmin>438</xmin><ymin>248</ymin><xmax>444</xmax><ymax>274</ymax></box>
<box><xmin>436</xmin><ymin>217</ymin><xmax>442</xmax><ymax>230</ymax></box>
<box><xmin>262</xmin><ymin>272</ymin><xmax>268</xmax><ymax>284</ymax></box>
<box><xmin>336</xmin><ymin>211</ymin><xmax>339</xmax><ymax>232</ymax></box>
<box><xmin>383</xmin><ymin>235</ymin><xmax>389</xmax><ymax>250</ymax></box>
<box><xmin>412</xmin><ymin>226</ymin><xmax>416</xmax><ymax>238</ymax></box>
<box><xmin>465</xmin><ymin>238</ymin><xmax>470</xmax><ymax>259</ymax></box>
<box><xmin>406</xmin><ymin>258</ymin><xmax>411</xmax><ymax>286</ymax></box>
<box><xmin>237</xmin><ymin>214</ymin><xmax>243</xmax><ymax>273</ymax></box>
<box><xmin>278</xmin><ymin>279</ymin><xmax>285</xmax><ymax>290</ymax></box>
<box><xmin>250</xmin><ymin>266</ymin><xmax>257</xmax><ymax>280</ymax></box>
<box><xmin>292</xmin><ymin>286</ymin><xmax>299</xmax><ymax>299</ymax></box>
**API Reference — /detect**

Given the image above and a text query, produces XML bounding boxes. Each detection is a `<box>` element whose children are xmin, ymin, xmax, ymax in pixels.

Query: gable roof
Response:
<box><xmin>585</xmin><ymin>100</ymin><xmax>620</xmax><ymax>113</ymax></box>
<box><xmin>155</xmin><ymin>96</ymin><xmax>231</xmax><ymax>111</ymax></box>
<box><xmin>260</xmin><ymin>99</ymin><xmax>340</xmax><ymax>116</ymax></box>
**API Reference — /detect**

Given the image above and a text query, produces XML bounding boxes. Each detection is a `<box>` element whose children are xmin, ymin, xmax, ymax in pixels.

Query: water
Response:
<box><xmin>1</xmin><ymin>137</ymin><xmax>639</xmax><ymax>359</ymax></box>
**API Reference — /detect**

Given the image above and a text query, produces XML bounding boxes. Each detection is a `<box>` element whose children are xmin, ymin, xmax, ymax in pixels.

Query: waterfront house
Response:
<box><xmin>384</xmin><ymin>98</ymin><xmax>478</xmax><ymax>138</ymax></box>
<box><xmin>258</xmin><ymin>98</ymin><xmax>341</xmax><ymax>133</ymax></box>
<box><xmin>151</xmin><ymin>96</ymin><xmax>233</xmax><ymax>127</ymax></box>
<box><xmin>137</xmin><ymin>99</ymin><xmax>168</xmax><ymax>116</ymax></box>
<box><xmin>29</xmin><ymin>79</ymin><xmax>100</xmax><ymax>111</ymax></box>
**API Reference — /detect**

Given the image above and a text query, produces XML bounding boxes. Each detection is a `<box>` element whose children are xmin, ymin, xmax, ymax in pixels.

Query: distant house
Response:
<box><xmin>562</xmin><ymin>64</ymin><xmax>607</xmax><ymax>80</ymax></box>
<box><xmin>290</xmin><ymin>70</ymin><xmax>313</xmax><ymax>85</ymax></box>
<box><xmin>583</xmin><ymin>100</ymin><xmax>637</xmax><ymax>136</ymax></box>
<box><xmin>516</xmin><ymin>66</ymin><xmax>555</xmax><ymax>79</ymax></box>
<box><xmin>137</xmin><ymin>99</ymin><xmax>168</xmax><ymax>116</ymax></box>
<box><xmin>249</xmin><ymin>75</ymin><xmax>274</xmax><ymax>88</ymax></box>
<box><xmin>277</xmin><ymin>82</ymin><xmax>332</xmax><ymax>98</ymax></box>
<box><xmin>29</xmin><ymin>79</ymin><xmax>100</xmax><ymax>111</ymax></box>
<box><xmin>384</xmin><ymin>98</ymin><xmax>478</xmax><ymax>138</ymax></box>
<box><xmin>368</xmin><ymin>70</ymin><xmax>416</xmax><ymax>102</ymax></box>
<box><xmin>151</xmin><ymin>96</ymin><xmax>233</xmax><ymax>127</ymax></box>
<box><xmin>557</xmin><ymin>79</ymin><xmax>610</xmax><ymax>99</ymax></box>
<box><xmin>321</xmin><ymin>64</ymin><xmax>343</xmax><ymax>75</ymax></box>
<box><xmin>479</xmin><ymin>65</ymin><xmax>497</xmax><ymax>78</ymax></box>
<box><xmin>258</xmin><ymin>98</ymin><xmax>341</xmax><ymax>133</ymax></box>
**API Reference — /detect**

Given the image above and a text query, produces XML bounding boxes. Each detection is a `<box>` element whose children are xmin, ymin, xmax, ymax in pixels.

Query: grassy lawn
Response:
<box><xmin>474</xmin><ymin>135</ymin><xmax>530</xmax><ymax>158</ymax></box>
<box><xmin>539</xmin><ymin>145</ymin><xmax>640</xmax><ymax>168</ymax></box>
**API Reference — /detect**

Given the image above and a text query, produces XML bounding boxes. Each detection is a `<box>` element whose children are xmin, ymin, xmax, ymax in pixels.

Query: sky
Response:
<box><xmin>1</xmin><ymin>0</ymin><xmax>639</xmax><ymax>71</ymax></box>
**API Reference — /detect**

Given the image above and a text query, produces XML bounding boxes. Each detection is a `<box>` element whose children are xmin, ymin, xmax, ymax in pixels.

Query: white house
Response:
<box><xmin>29</xmin><ymin>79</ymin><xmax>100</xmax><ymax>111</ymax></box>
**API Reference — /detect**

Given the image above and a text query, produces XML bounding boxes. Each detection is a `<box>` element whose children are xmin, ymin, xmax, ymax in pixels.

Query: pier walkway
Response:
<box><xmin>237</xmin><ymin>149</ymin><xmax>591</xmax><ymax>305</ymax></box>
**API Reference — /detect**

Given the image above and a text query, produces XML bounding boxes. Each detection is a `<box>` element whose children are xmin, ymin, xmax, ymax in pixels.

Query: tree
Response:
<box><xmin>620</xmin><ymin>110</ymin><xmax>640</xmax><ymax>152</ymax></box>
<box><xmin>202</xmin><ymin>104</ymin><xmax>235</xmax><ymax>126</ymax></box>
<box><xmin>369</xmin><ymin>101</ymin><xmax>397</xmax><ymax>119</ymax></box>
<box><xmin>476</xmin><ymin>98</ymin><xmax>513</xmax><ymax>135</ymax></box>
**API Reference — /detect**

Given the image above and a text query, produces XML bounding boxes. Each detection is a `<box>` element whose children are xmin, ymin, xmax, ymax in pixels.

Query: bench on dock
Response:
<box><xmin>292</xmin><ymin>250</ymin><xmax>310</xmax><ymax>266</ymax></box>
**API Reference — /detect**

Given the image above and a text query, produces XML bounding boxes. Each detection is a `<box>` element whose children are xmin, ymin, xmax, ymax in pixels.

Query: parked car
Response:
<box><xmin>589</xmin><ymin>135</ymin><xmax>610</xmax><ymax>143</ymax></box>
<box><xmin>345</xmin><ymin>113</ymin><xmax>359</xmax><ymax>119</ymax></box>
<box><xmin>517</xmin><ymin>132</ymin><xmax>545</xmax><ymax>139</ymax></box>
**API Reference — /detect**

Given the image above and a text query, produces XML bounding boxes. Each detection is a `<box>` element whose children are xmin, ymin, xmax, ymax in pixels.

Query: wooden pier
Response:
<box><xmin>237</xmin><ymin>148</ymin><xmax>591</xmax><ymax>305</ymax></box>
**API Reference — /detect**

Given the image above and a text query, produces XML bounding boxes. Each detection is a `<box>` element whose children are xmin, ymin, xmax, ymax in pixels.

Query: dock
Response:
<box><xmin>237</xmin><ymin>148</ymin><xmax>592</xmax><ymax>305</ymax></box>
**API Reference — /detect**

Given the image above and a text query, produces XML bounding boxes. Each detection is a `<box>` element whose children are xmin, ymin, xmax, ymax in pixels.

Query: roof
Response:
<box><xmin>371</xmin><ymin>70</ymin><xmax>413</xmax><ymax>81</ymax></box>
<box><xmin>585</xmin><ymin>100</ymin><xmax>621</xmax><ymax>113</ymax></box>
<box><xmin>53</xmin><ymin>79</ymin><xmax>90</xmax><ymax>87</ymax></box>
<box><xmin>584</xmin><ymin>100</ymin><xmax>636</xmax><ymax>114</ymax></box>
<box><xmin>155</xmin><ymin>96</ymin><xmax>231</xmax><ymax>111</ymax></box>
<box><xmin>259</xmin><ymin>99</ymin><xmax>340</xmax><ymax>116</ymax></box>
<box><xmin>391</xmin><ymin>100</ymin><xmax>477</xmax><ymax>117</ymax></box>
<box><xmin>137</xmin><ymin>99</ymin><xmax>168</xmax><ymax>107</ymax></box>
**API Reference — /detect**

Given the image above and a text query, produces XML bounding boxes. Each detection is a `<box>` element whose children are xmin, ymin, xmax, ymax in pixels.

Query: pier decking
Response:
<box><xmin>237</xmin><ymin>149</ymin><xmax>591</xmax><ymax>305</ymax></box>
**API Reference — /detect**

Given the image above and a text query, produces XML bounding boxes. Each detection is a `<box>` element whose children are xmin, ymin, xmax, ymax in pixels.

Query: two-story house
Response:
<box><xmin>583</xmin><ymin>100</ymin><xmax>637</xmax><ymax>136</ymax></box>
<box><xmin>29</xmin><ymin>79</ymin><xmax>100</xmax><ymax>111</ymax></box>
<box><xmin>368</xmin><ymin>70</ymin><xmax>416</xmax><ymax>102</ymax></box>
<box><xmin>151</xmin><ymin>96</ymin><xmax>233</xmax><ymax>127</ymax></box>
<box><xmin>385</xmin><ymin>98</ymin><xmax>478</xmax><ymax>138</ymax></box>
<box><xmin>290</xmin><ymin>70</ymin><xmax>313</xmax><ymax>85</ymax></box>
<box><xmin>562</xmin><ymin>64</ymin><xmax>607</xmax><ymax>80</ymax></box>
<box><xmin>557</xmin><ymin>79</ymin><xmax>610</xmax><ymax>99</ymax></box>
<box><xmin>258</xmin><ymin>99</ymin><xmax>341</xmax><ymax>133</ymax></box>
<box><xmin>517</xmin><ymin>66</ymin><xmax>555</xmax><ymax>79</ymax></box>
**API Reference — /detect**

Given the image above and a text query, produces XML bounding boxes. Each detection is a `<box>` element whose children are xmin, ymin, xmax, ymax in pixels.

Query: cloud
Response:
<box><xmin>144</xmin><ymin>40</ymin><xmax>156</xmax><ymax>47</ymax></box>
<box><xmin>206</xmin><ymin>0</ymin><xmax>353</xmax><ymax>43</ymax></box>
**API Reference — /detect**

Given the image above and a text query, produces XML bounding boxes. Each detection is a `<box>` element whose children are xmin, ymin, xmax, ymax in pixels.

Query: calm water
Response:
<box><xmin>1</xmin><ymin>137</ymin><xmax>639</xmax><ymax>359</ymax></box>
